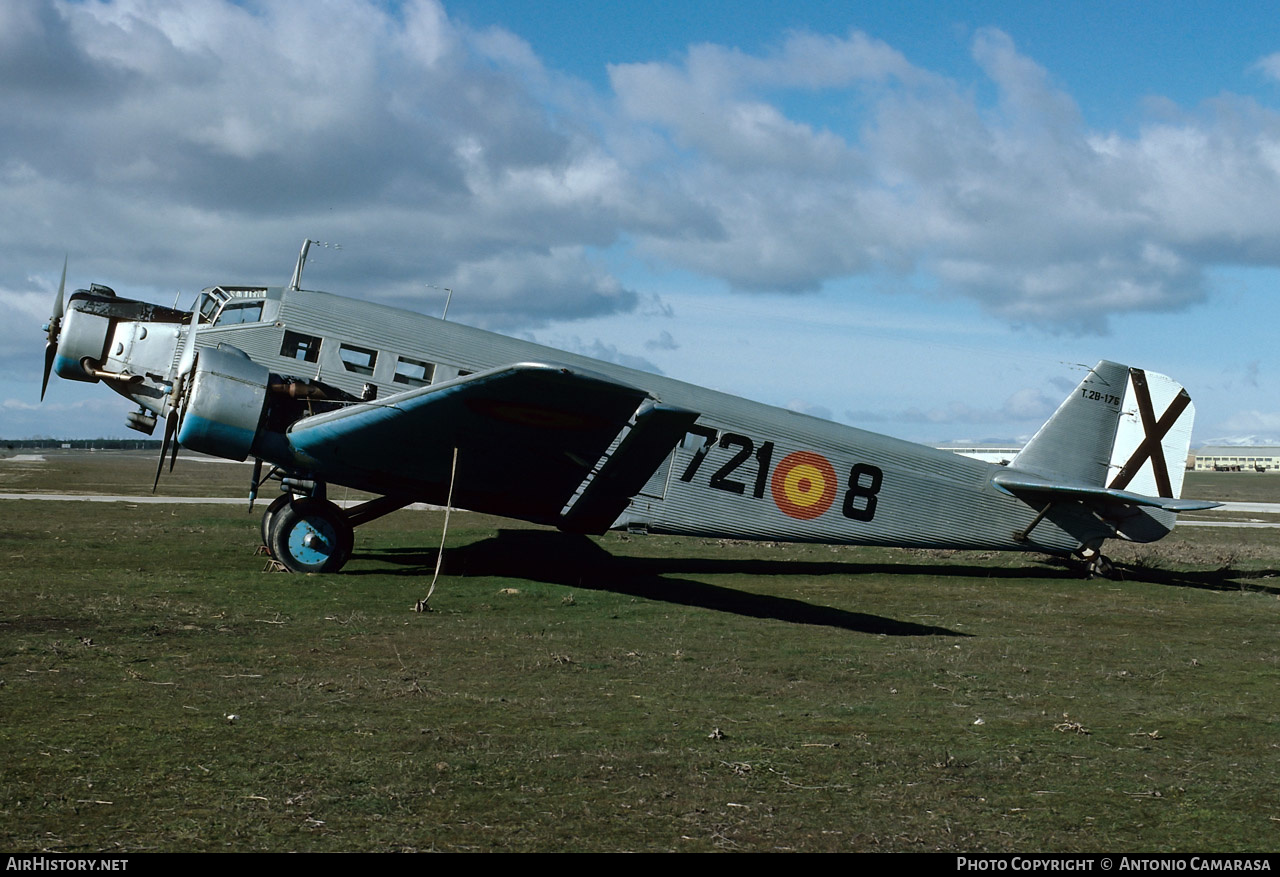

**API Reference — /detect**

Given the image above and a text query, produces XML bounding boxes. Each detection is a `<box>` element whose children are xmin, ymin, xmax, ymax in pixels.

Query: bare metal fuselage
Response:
<box><xmin>60</xmin><ymin>281</ymin><xmax>1153</xmax><ymax>558</ymax></box>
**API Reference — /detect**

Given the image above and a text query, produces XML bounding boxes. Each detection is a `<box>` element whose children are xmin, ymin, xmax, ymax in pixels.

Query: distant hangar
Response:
<box><xmin>1192</xmin><ymin>446</ymin><xmax>1280</xmax><ymax>472</ymax></box>
<box><xmin>944</xmin><ymin>444</ymin><xmax>1280</xmax><ymax>474</ymax></box>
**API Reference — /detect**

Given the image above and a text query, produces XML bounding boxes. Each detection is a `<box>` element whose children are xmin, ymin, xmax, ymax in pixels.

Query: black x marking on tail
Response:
<box><xmin>1107</xmin><ymin>368</ymin><xmax>1191</xmax><ymax>498</ymax></box>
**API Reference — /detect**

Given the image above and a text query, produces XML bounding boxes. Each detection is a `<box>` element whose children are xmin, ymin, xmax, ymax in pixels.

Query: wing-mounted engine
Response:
<box><xmin>176</xmin><ymin>345</ymin><xmax>271</xmax><ymax>461</ymax></box>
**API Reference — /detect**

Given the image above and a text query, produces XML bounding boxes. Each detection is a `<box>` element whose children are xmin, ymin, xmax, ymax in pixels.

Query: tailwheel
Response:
<box><xmin>259</xmin><ymin>492</ymin><xmax>295</xmax><ymax>555</ymax></box>
<box><xmin>1089</xmin><ymin>553</ymin><xmax>1116</xmax><ymax>580</ymax></box>
<box><xmin>267</xmin><ymin>497</ymin><xmax>354</xmax><ymax>573</ymax></box>
<box><xmin>1078</xmin><ymin>545</ymin><xmax>1116</xmax><ymax>580</ymax></box>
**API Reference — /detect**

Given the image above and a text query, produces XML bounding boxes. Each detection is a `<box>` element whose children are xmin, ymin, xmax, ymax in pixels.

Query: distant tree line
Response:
<box><xmin>2</xmin><ymin>438</ymin><xmax>162</xmax><ymax>450</ymax></box>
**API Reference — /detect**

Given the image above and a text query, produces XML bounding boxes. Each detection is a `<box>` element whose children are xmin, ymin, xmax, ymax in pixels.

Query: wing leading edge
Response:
<box><xmin>286</xmin><ymin>362</ymin><xmax>697</xmax><ymax>529</ymax></box>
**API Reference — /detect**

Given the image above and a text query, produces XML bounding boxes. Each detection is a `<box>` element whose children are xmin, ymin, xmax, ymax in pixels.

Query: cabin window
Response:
<box><xmin>281</xmin><ymin>331</ymin><xmax>321</xmax><ymax>362</ymax></box>
<box><xmin>393</xmin><ymin>356</ymin><xmax>435</xmax><ymax>386</ymax></box>
<box><xmin>339</xmin><ymin>343</ymin><xmax>378</xmax><ymax>376</ymax></box>
<box><xmin>215</xmin><ymin>301</ymin><xmax>263</xmax><ymax>325</ymax></box>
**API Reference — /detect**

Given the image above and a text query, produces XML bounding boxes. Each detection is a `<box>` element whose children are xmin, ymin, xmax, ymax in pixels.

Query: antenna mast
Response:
<box><xmin>288</xmin><ymin>239</ymin><xmax>312</xmax><ymax>291</ymax></box>
<box><xmin>427</xmin><ymin>284</ymin><xmax>454</xmax><ymax>321</ymax></box>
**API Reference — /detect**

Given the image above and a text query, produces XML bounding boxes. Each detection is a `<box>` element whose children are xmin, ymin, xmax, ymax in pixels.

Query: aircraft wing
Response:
<box><xmin>991</xmin><ymin>471</ymin><xmax>1220</xmax><ymax>512</ymax></box>
<box><xmin>286</xmin><ymin>362</ymin><xmax>698</xmax><ymax>530</ymax></box>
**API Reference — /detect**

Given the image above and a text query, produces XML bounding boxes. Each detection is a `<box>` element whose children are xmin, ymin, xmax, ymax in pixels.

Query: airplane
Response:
<box><xmin>39</xmin><ymin>241</ymin><xmax>1217</xmax><ymax>577</ymax></box>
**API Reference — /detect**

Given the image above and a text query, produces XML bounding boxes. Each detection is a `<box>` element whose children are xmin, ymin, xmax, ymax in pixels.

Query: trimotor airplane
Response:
<box><xmin>40</xmin><ymin>241</ymin><xmax>1216</xmax><ymax>577</ymax></box>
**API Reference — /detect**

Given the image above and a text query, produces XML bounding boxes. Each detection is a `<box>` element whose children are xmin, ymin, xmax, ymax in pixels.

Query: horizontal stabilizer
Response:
<box><xmin>992</xmin><ymin>471</ymin><xmax>1220</xmax><ymax>512</ymax></box>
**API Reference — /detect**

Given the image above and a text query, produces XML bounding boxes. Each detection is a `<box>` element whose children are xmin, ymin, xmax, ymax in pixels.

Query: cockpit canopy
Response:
<box><xmin>198</xmin><ymin>286</ymin><xmax>275</xmax><ymax>326</ymax></box>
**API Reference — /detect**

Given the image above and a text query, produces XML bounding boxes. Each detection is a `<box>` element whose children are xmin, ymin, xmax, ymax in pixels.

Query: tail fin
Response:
<box><xmin>995</xmin><ymin>361</ymin><xmax>1214</xmax><ymax>544</ymax></box>
<box><xmin>1010</xmin><ymin>361</ymin><xmax>1131</xmax><ymax>487</ymax></box>
<box><xmin>1010</xmin><ymin>361</ymin><xmax>1195</xmax><ymax>498</ymax></box>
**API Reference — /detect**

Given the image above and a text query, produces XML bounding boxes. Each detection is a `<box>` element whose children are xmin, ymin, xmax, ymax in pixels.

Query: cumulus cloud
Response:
<box><xmin>552</xmin><ymin>336</ymin><xmax>663</xmax><ymax>374</ymax></box>
<box><xmin>609</xmin><ymin>26</ymin><xmax>1280</xmax><ymax>327</ymax></box>
<box><xmin>0</xmin><ymin>0</ymin><xmax>679</xmax><ymax>386</ymax></box>
<box><xmin>786</xmin><ymin>399</ymin><xmax>834</xmax><ymax>421</ymax></box>
<box><xmin>5</xmin><ymin>0</ymin><xmax>1280</xmax><ymax>383</ymax></box>
<box><xmin>1253</xmin><ymin>52</ymin><xmax>1280</xmax><ymax>84</ymax></box>
<box><xmin>422</xmin><ymin>247</ymin><xmax>639</xmax><ymax>329</ymax></box>
<box><xmin>644</xmin><ymin>330</ymin><xmax>678</xmax><ymax>351</ymax></box>
<box><xmin>845</xmin><ymin>385</ymin><xmax>1057</xmax><ymax>431</ymax></box>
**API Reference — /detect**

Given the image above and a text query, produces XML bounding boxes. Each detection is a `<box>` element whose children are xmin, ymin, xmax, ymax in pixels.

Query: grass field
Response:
<box><xmin>1</xmin><ymin>453</ymin><xmax>1277</xmax><ymax>852</ymax></box>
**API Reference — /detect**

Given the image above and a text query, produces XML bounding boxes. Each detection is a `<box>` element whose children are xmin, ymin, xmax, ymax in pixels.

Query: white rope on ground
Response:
<box><xmin>414</xmin><ymin>446</ymin><xmax>458</xmax><ymax>612</ymax></box>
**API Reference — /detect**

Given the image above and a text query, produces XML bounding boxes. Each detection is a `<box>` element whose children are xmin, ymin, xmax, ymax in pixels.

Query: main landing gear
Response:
<box><xmin>258</xmin><ymin>482</ymin><xmax>415</xmax><ymax>573</ymax></box>
<box><xmin>265</xmin><ymin>496</ymin><xmax>354</xmax><ymax>573</ymax></box>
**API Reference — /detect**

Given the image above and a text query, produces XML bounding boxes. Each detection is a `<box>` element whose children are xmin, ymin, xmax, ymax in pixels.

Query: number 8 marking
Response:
<box><xmin>842</xmin><ymin>463</ymin><xmax>882</xmax><ymax>522</ymax></box>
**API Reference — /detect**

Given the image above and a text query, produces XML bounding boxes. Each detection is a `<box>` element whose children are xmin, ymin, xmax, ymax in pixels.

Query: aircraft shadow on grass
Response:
<box><xmin>354</xmin><ymin>529</ymin><xmax>984</xmax><ymax>637</ymax></box>
<box><xmin>1049</xmin><ymin>558</ymin><xmax>1280</xmax><ymax>596</ymax></box>
<box><xmin>352</xmin><ymin>530</ymin><xmax>1280</xmax><ymax>630</ymax></box>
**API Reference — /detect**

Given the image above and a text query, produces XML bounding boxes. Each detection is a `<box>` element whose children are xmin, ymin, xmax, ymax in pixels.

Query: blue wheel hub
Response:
<box><xmin>286</xmin><ymin>515</ymin><xmax>340</xmax><ymax>565</ymax></box>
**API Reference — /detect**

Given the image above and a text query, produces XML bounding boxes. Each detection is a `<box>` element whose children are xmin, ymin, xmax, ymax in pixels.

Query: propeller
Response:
<box><xmin>248</xmin><ymin>457</ymin><xmax>264</xmax><ymax>511</ymax></box>
<box><xmin>153</xmin><ymin>307</ymin><xmax>201</xmax><ymax>491</ymax></box>
<box><xmin>40</xmin><ymin>257</ymin><xmax>67</xmax><ymax>401</ymax></box>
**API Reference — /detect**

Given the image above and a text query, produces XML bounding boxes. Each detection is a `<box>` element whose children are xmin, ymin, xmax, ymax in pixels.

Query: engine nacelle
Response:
<box><xmin>53</xmin><ymin>301</ymin><xmax>112</xmax><ymax>383</ymax></box>
<box><xmin>177</xmin><ymin>345</ymin><xmax>270</xmax><ymax>461</ymax></box>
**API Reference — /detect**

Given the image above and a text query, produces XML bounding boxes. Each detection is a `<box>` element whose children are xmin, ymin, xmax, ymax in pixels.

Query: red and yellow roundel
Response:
<box><xmin>770</xmin><ymin>451</ymin><xmax>838</xmax><ymax>520</ymax></box>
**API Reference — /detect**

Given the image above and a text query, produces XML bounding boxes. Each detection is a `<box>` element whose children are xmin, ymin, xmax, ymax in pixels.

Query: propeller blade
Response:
<box><xmin>154</xmin><ymin>415</ymin><xmax>176</xmax><ymax>492</ymax></box>
<box><xmin>53</xmin><ymin>256</ymin><xmax>66</xmax><ymax>330</ymax></box>
<box><xmin>40</xmin><ymin>257</ymin><xmax>68</xmax><ymax>401</ymax></box>
<box><xmin>41</xmin><ymin>342</ymin><xmax>56</xmax><ymax>401</ymax></box>
<box><xmin>249</xmin><ymin>457</ymin><xmax>264</xmax><ymax>510</ymax></box>
<box><xmin>169</xmin><ymin>427</ymin><xmax>181</xmax><ymax>472</ymax></box>
<box><xmin>153</xmin><ymin>307</ymin><xmax>199</xmax><ymax>488</ymax></box>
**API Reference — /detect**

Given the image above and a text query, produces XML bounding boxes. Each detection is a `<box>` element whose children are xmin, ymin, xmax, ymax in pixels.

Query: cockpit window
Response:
<box><xmin>199</xmin><ymin>287</ymin><xmax>266</xmax><ymax>325</ymax></box>
<box><xmin>216</xmin><ymin>301</ymin><xmax>264</xmax><ymax>325</ymax></box>
<box><xmin>199</xmin><ymin>293</ymin><xmax>223</xmax><ymax>323</ymax></box>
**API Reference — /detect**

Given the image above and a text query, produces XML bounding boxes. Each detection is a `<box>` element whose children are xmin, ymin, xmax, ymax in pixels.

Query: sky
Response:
<box><xmin>3</xmin><ymin>0</ymin><xmax>1280</xmax><ymax>447</ymax></box>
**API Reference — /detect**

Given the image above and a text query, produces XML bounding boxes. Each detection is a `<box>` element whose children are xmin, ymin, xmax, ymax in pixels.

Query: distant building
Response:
<box><xmin>938</xmin><ymin>446</ymin><xmax>1022</xmax><ymax>466</ymax></box>
<box><xmin>1192</xmin><ymin>446</ymin><xmax>1280</xmax><ymax>472</ymax></box>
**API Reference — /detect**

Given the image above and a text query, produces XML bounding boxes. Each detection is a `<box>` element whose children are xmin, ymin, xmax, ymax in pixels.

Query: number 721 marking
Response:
<box><xmin>677</xmin><ymin>426</ymin><xmax>883</xmax><ymax>522</ymax></box>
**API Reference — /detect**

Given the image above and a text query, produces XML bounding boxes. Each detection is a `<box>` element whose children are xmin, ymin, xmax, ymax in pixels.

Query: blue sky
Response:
<box><xmin>3</xmin><ymin>0</ymin><xmax>1279</xmax><ymax>446</ymax></box>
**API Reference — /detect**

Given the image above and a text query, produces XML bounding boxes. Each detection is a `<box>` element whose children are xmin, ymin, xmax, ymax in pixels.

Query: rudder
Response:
<box><xmin>1011</xmin><ymin>361</ymin><xmax>1194</xmax><ymax>499</ymax></box>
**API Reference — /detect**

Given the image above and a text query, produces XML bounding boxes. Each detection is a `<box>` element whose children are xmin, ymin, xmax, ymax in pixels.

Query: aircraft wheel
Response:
<box><xmin>1089</xmin><ymin>554</ymin><xmax>1116</xmax><ymax>580</ymax></box>
<box><xmin>268</xmin><ymin>497</ymin><xmax>354</xmax><ymax>574</ymax></box>
<box><xmin>259</xmin><ymin>493</ymin><xmax>294</xmax><ymax>554</ymax></box>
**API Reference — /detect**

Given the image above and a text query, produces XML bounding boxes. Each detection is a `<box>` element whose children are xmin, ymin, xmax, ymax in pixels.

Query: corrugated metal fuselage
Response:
<box><xmin>187</xmin><ymin>286</ymin><xmax>1103</xmax><ymax>556</ymax></box>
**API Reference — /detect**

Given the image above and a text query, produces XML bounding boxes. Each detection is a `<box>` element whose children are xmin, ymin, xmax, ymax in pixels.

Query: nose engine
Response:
<box><xmin>54</xmin><ymin>297</ymin><xmax>114</xmax><ymax>384</ymax></box>
<box><xmin>40</xmin><ymin>266</ymin><xmax>338</xmax><ymax>490</ymax></box>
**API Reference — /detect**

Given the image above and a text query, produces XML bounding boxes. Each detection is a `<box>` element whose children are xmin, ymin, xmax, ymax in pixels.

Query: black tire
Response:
<box><xmin>267</xmin><ymin>497</ymin><xmax>354</xmax><ymax>573</ymax></box>
<box><xmin>1092</xmin><ymin>554</ymin><xmax>1116</xmax><ymax>580</ymax></box>
<box><xmin>259</xmin><ymin>492</ymin><xmax>294</xmax><ymax>553</ymax></box>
